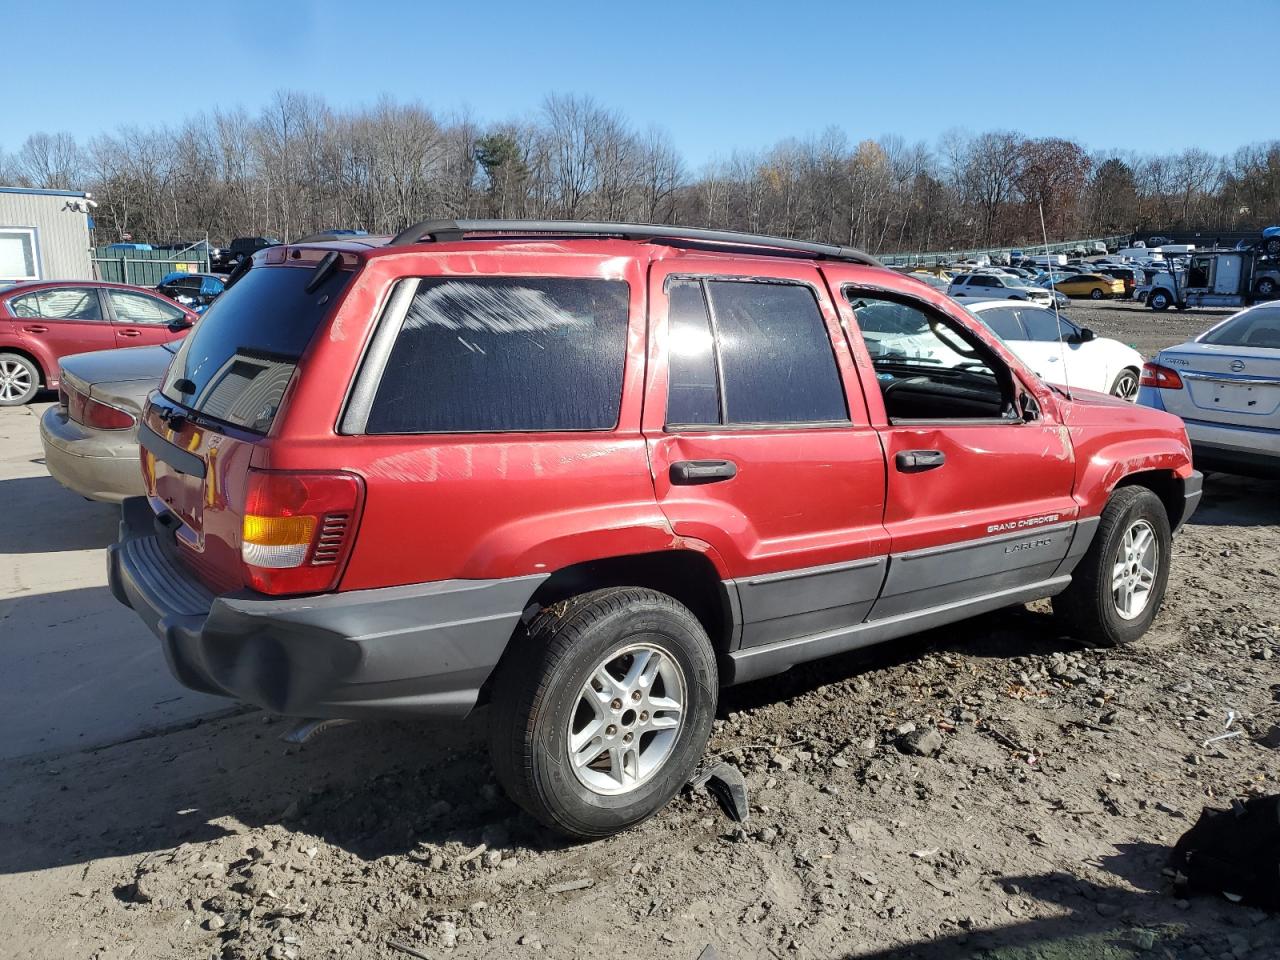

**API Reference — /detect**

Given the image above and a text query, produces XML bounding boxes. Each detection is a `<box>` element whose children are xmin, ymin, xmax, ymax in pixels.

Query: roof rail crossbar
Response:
<box><xmin>388</xmin><ymin>219</ymin><xmax>883</xmax><ymax>267</ymax></box>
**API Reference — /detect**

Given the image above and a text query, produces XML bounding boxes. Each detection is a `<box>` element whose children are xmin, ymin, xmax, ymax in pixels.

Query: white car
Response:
<box><xmin>1137</xmin><ymin>303</ymin><xmax>1280</xmax><ymax>477</ymax></box>
<box><xmin>963</xmin><ymin>300</ymin><xmax>1145</xmax><ymax>399</ymax></box>
<box><xmin>949</xmin><ymin>273</ymin><xmax>1055</xmax><ymax>306</ymax></box>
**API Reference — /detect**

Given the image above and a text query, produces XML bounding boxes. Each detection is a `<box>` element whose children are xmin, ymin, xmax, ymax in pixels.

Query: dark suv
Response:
<box><xmin>109</xmin><ymin>220</ymin><xmax>1201</xmax><ymax>838</ymax></box>
<box><xmin>212</xmin><ymin>236</ymin><xmax>280</xmax><ymax>271</ymax></box>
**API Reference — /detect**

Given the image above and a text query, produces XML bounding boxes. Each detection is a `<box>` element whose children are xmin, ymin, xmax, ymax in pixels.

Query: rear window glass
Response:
<box><xmin>1200</xmin><ymin>306</ymin><xmax>1280</xmax><ymax>348</ymax></box>
<box><xmin>364</xmin><ymin>277</ymin><xmax>630</xmax><ymax>434</ymax></box>
<box><xmin>161</xmin><ymin>264</ymin><xmax>346</xmax><ymax>431</ymax></box>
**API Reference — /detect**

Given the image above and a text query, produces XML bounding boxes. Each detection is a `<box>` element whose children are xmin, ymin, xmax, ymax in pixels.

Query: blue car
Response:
<box><xmin>155</xmin><ymin>272</ymin><xmax>225</xmax><ymax>313</ymax></box>
<box><xmin>1262</xmin><ymin>226</ymin><xmax>1280</xmax><ymax>257</ymax></box>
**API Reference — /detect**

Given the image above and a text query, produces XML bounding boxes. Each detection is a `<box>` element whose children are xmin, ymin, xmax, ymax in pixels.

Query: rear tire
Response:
<box><xmin>1052</xmin><ymin>486</ymin><xmax>1171</xmax><ymax>647</ymax></box>
<box><xmin>1255</xmin><ymin>278</ymin><xmax>1277</xmax><ymax>297</ymax></box>
<box><xmin>1090</xmin><ymin>287</ymin><xmax>1104</xmax><ymax>300</ymax></box>
<box><xmin>0</xmin><ymin>353</ymin><xmax>40</xmax><ymax>406</ymax></box>
<box><xmin>488</xmin><ymin>587</ymin><xmax>718</xmax><ymax>840</ymax></box>
<box><xmin>1264</xmin><ymin>237</ymin><xmax>1280</xmax><ymax>257</ymax></box>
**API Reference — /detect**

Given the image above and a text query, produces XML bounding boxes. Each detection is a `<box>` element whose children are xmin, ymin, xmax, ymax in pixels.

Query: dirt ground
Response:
<box><xmin>2</xmin><ymin>302</ymin><xmax>1278</xmax><ymax>960</ymax></box>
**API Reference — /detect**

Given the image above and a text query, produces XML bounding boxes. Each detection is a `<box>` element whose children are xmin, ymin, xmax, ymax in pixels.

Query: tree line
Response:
<box><xmin>3</xmin><ymin>91</ymin><xmax>1278</xmax><ymax>254</ymax></box>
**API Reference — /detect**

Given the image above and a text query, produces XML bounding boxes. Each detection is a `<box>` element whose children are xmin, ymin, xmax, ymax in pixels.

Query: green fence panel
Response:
<box><xmin>92</xmin><ymin>246</ymin><xmax>210</xmax><ymax>287</ymax></box>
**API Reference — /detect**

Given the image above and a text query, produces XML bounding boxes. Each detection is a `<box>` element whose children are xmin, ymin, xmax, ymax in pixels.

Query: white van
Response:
<box><xmin>1027</xmin><ymin>253</ymin><xmax>1067</xmax><ymax>268</ymax></box>
<box><xmin>1117</xmin><ymin>247</ymin><xmax>1158</xmax><ymax>262</ymax></box>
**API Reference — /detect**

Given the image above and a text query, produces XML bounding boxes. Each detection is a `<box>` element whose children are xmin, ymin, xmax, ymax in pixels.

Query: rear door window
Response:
<box><xmin>364</xmin><ymin>277</ymin><xmax>630</xmax><ymax>434</ymax></box>
<box><xmin>665</xmin><ymin>280</ymin><xmax>720</xmax><ymax>426</ymax></box>
<box><xmin>704</xmin><ymin>280</ymin><xmax>847</xmax><ymax>425</ymax></box>
<box><xmin>161</xmin><ymin>264</ymin><xmax>347</xmax><ymax>432</ymax></box>
<box><xmin>109</xmin><ymin>289</ymin><xmax>185</xmax><ymax>324</ymax></box>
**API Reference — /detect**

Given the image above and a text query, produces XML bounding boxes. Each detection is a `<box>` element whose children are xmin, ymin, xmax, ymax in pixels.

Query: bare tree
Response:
<box><xmin>16</xmin><ymin>132</ymin><xmax>84</xmax><ymax>190</ymax></box>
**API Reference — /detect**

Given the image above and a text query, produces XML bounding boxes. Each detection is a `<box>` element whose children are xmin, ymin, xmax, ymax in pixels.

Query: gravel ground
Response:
<box><xmin>2</xmin><ymin>302</ymin><xmax>1277</xmax><ymax>960</ymax></box>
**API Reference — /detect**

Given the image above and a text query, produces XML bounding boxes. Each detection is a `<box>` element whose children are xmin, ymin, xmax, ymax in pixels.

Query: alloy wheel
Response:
<box><xmin>1112</xmin><ymin>519</ymin><xmax>1158</xmax><ymax>621</ymax></box>
<box><xmin>567</xmin><ymin>643</ymin><xmax>686</xmax><ymax>796</ymax></box>
<box><xmin>1111</xmin><ymin>371</ymin><xmax>1139</xmax><ymax>401</ymax></box>
<box><xmin>0</xmin><ymin>359</ymin><xmax>34</xmax><ymax>402</ymax></box>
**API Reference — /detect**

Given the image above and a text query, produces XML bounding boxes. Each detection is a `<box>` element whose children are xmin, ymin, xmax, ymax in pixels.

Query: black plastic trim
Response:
<box><xmin>870</xmin><ymin>521</ymin><xmax>1075</xmax><ymax>620</ymax></box>
<box><xmin>726</xmin><ymin>575</ymin><xmax>1073</xmax><ymax>685</ymax></box>
<box><xmin>108</xmin><ymin>496</ymin><xmax>548</xmax><ymax>718</ymax></box>
<box><xmin>138</xmin><ymin>421</ymin><xmax>205</xmax><ymax>479</ymax></box>
<box><xmin>1174</xmin><ymin>470</ymin><xmax>1204</xmax><ymax>531</ymax></box>
<box><xmin>731</xmin><ymin>556</ymin><xmax>888</xmax><ymax>650</ymax></box>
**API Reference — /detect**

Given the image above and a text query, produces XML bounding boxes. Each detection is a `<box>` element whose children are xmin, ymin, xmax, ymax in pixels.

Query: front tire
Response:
<box><xmin>1149</xmin><ymin>290</ymin><xmax>1173</xmax><ymax>311</ymax></box>
<box><xmin>488</xmin><ymin>587</ymin><xmax>718</xmax><ymax>840</ymax></box>
<box><xmin>1264</xmin><ymin>237</ymin><xmax>1280</xmax><ymax>257</ymax></box>
<box><xmin>1052</xmin><ymin>486</ymin><xmax>1171</xmax><ymax>647</ymax></box>
<box><xmin>1255</xmin><ymin>278</ymin><xmax>1277</xmax><ymax>297</ymax></box>
<box><xmin>0</xmin><ymin>353</ymin><xmax>40</xmax><ymax>406</ymax></box>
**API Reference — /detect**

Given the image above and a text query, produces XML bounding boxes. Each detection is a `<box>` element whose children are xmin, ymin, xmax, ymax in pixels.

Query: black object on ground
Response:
<box><xmin>687</xmin><ymin>762</ymin><xmax>750</xmax><ymax>823</ymax></box>
<box><xmin>1170</xmin><ymin>794</ymin><xmax>1280</xmax><ymax>910</ymax></box>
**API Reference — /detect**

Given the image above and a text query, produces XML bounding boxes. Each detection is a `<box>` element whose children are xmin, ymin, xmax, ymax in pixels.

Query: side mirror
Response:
<box><xmin>1079</xmin><ymin>327</ymin><xmax>1096</xmax><ymax>342</ymax></box>
<box><xmin>167</xmin><ymin>318</ymin><xmax>194</xmax><ymax>333</ymax></box>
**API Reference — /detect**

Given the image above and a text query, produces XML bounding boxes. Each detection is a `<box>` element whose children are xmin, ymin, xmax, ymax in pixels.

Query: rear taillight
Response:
<box><xmin>241</xmin><ymin>469</ymin><xmax>363</xmax><ymax>595</ymax></box>
<box><xmin>1140</xmin><ymin>362</ymin><xmax>1184</xmax><ymax>390</ymax></box>
<box><xmin>66</xmin><ymin>387</ymin><xmax>136</xmax><ymax>430</ymax></box>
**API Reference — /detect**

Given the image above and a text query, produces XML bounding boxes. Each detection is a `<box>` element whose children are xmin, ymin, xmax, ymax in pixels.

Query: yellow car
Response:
<box><xmin>1051</xmin><ymin>273</ymin><xmax>1126</xmax><ymax>300</ymax></box>
<box><xmin>897</xmin><ymin>264</ymin><xmax>954</xmax><ymax>279</ymax></box>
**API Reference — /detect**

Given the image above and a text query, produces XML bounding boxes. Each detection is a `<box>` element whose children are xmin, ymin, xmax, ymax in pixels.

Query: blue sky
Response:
<box><xmin>3</xmin><ymin>0</ymin><xmax>1273</xmax><ymax>166</ymax></box>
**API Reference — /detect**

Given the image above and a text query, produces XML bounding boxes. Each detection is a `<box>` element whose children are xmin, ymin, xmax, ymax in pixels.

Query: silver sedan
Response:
<box><xmin>39</xmin><ymin>344</ymin><xmax>176</xmax><ymax>502</ymax></box>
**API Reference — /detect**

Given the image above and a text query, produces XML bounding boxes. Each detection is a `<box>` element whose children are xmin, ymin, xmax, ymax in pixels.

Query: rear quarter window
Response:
<box><xmin>364</xmin><ymin>277</ymin><xmax>630</xmax><ymax>434</ymax></box>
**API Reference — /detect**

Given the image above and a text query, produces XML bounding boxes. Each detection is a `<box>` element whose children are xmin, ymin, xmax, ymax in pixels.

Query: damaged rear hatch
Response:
<box><xmin>141</xmin><ymin>252</ymin><xmax>352</xmax><ymax>591</ymax></box>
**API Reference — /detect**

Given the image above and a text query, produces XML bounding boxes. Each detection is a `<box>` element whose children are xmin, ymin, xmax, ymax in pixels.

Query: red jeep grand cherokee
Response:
<box><xmin>109</xmin><ymin>220</ymin><xmax>1202</xmax><ymax>838</ymax></box>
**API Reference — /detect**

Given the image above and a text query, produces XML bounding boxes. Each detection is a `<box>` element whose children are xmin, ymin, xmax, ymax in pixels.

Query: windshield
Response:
<box><xmin>161</xmin><ymin>264</ymin><xmax>349</xmax><ymax>432</ymax></box>
<box><xmin>1200</xmin><ymin>306</ymin><xmax>1280</xmax><ymax>349</ymax></box>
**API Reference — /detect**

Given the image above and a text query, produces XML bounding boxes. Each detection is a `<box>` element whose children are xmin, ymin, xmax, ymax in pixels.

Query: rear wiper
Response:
<box><xmin>306</xmin><ymin>251</ymin><xmax>342</xmax><ymax>293</ymax></box>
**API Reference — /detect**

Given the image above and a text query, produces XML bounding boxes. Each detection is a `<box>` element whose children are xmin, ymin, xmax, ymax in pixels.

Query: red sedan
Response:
<box><xmin>0</xmin><ymin>280</ymin><xmax>197</xmax><ymax>405</ymax></box>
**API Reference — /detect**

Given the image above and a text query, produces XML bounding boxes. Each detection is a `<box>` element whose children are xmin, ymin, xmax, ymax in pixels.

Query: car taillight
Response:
<box><xmin>66</xmin><ymin>387</ymin><xmax>136</xmax><ymax>430</ymax></box>
<box><xmin>1140</xmin><ymin>362</ymin><xmax>1184</xmax><ymax>390</ymax></box>
<box><xmin>241</xmin><ymin>469</ymin><xmax>363</xmax><ymax>595</ymax></box>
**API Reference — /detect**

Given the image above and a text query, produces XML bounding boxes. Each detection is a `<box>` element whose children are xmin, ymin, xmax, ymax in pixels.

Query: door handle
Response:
<box><xmin>895</xmin><ymin>449</ymin><xmax>946</xmax><ymax>472</ymax></box>
<box><xmin>119</xmin><ymin>329</ymin><xmax>142</xmax><ymax>337</ymax></box>
<box><xmin>22</xmin><ymin>324</ymin><xmax>48</xmax><ymax>334</ymax></box>
<box><xmin>670</xmin><ymin>460</ymin><xmax>738</xmax><ymax>484</ymax></box>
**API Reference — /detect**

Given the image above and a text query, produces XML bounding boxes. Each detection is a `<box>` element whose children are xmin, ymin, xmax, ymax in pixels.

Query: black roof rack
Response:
<box><xmin>387</xmin><ymin>219</ymin><xmax>883</xmax><ymax>268</ymax></box>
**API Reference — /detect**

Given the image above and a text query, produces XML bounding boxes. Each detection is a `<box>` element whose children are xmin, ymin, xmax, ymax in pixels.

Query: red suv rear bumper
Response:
<box><xmin>107</xmin><ymin>497</ymin><xmax>545</xmax><ymax>719</ymax></box>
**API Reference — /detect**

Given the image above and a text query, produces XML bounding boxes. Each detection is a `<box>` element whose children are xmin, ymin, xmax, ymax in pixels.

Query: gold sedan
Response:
<box><xmin>1050</xmin><ymin>273</ymin><xmax>1126</xmax><ymax>300</ymax></box>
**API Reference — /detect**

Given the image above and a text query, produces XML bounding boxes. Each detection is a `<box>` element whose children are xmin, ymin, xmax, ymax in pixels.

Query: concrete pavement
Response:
<box><xmin>0</xmin><ymin>400</ymin><xmax>226</xmax><ymax>760</ymax></box>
